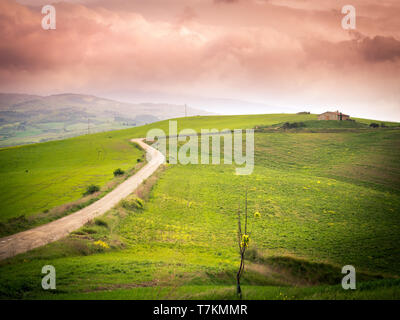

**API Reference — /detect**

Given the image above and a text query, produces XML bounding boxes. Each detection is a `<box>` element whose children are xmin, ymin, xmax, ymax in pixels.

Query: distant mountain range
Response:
<box><xmin>0</xmin><ymin>93</ymin><xmax>212</xmax><ymax>147</ymax></box>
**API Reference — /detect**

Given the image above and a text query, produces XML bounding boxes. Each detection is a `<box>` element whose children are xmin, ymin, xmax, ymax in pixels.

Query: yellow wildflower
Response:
<box><xmin>94</xmin><ymin>240</ymin><xmax>109</xmax><ymax>249</ymax></box>
<box><xmin>240</xmin><ymin>234</ymin><xmax>250</xmax><ymax>248</ymax></box>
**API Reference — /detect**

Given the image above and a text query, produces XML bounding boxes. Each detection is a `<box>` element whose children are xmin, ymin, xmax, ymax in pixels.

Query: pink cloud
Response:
<box><xmin>1</xmin><ymin>0</ymin><xmax>399</xmax><ymax>120</ymax></box>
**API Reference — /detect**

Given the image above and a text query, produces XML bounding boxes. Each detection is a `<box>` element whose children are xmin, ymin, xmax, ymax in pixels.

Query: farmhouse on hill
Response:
<box><xmin>318</xmin><ymin>110</ymin><xmax>350</xmax><ymax>121</ymax></box>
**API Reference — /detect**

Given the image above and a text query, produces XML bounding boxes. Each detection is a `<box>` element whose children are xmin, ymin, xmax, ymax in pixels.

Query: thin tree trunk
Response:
<box><xmin>236</xmin><ymin>251</ymin><xmax>244</xmax><ymax>299</ymax></box>
<box><xmin>245</xmin><ymin>189</ymin><xmax>248</xmax><ymax>234</ymax></box>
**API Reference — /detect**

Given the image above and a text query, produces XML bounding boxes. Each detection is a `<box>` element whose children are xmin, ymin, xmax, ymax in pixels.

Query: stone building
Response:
<box><xmin>318</xmin><ymin>110</ymin><xmax>350</xmax><ymax>121</ymax></box>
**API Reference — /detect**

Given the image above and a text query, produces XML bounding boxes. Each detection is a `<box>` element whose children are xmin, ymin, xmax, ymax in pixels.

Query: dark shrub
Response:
<box><xmin>81</xmin><ymin>227</ymin><xmax>97</xmax><ymax>234</ymax></box>
<box><xmin>113</xmin><ymin>168</ymin><xmax>125</xmax><ymax>176</ymax></box>
<box><xmin>282</xmin><ymin>122</ymin><xmax>305</xmax><ymax>129</ymax></box>
<box><xmin>245</xmin><ymin>248</ymin><xmax>262</xmax><ymax>263</ymax></box>
<box><xmin>282</xmin><ymin>122</ymin><xmax>290</xmax><ymax>129</ymax></box>
<box><xmin>83</xmin><ymin>184</ymin><xmax>100</xmax><ymax>196</ymax></box>
<box><xmin>94</xmin><ymin>218</ymin><xmax>108</xmax><ymax>228</ymax></box>
<box><xmin>137</xmin><ymin>158</ymin><xmax>142</xmax><ymax>163</ymax></box>
<box><xmin>369</xmin><ymin>123</ymin><xmax>379</xmax><ymax>128</ymax></box>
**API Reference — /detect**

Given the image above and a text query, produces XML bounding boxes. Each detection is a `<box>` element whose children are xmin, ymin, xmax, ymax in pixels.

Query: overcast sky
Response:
<box><xmin>1</xmin><ymin>0</ymin><xmax>400</xmax><ymax>121</ymax></box>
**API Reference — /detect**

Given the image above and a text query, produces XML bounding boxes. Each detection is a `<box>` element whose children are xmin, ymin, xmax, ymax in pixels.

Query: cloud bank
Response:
<box><xmin>1</xmin><ymin>0</ymin><xmax>399</xmax><ymax>120</ymax></box>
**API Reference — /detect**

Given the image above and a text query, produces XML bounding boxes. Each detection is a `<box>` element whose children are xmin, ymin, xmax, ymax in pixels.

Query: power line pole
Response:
<box><xmin>185</xmin><ymin>104</ymin><xmax>187</xmax><ymax>117</ymax></box>
<box><xmin>87</xmin><ymin>117</ymin><xmax>90</xmax><ymax>135</ymax></box>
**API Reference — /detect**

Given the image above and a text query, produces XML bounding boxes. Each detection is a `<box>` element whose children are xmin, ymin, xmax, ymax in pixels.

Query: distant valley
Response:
<box><xmin>0</xmin><ymin>93</ymin><xmax>212</xmax><ymax>147</ymax></box>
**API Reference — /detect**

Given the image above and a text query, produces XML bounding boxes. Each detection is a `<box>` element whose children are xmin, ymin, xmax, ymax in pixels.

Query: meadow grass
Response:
<box><xmin>23</xmin><ymin>279</ymin><xmax>400</xmax><ymax>300</ymax></box>
<box><xmin>0</xmin><ymin>114</ymin><xmax>399</xmax><ymax>299</ymax></box>
<box><xmin>0</xmin><ymin>113</ymin><xmax>318</xmax><ymax>222</ymax></box>
<box><xmin>0</xmin><ymin>136</ymin><xmax>144</xmax><ymax>222</ymax></box>
<box><xmin>1</xmin><ymin>113</ymin><xmax>395</xmax><ymax>222</ymax></box>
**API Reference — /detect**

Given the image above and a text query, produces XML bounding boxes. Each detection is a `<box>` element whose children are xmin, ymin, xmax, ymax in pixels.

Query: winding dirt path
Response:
<box><xmin>0</xmin><ymin>139</ymin><xmax>165</xmax><ymax>261</ymax></box>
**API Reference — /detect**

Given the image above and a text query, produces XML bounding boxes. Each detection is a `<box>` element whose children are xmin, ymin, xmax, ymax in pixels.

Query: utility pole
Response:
<box><xmin>185</xmin><ymin>104</ymin><xmax>187</xmax><ymax>117</ymax></box>
<box><xmin>87</xmin><ymin>117</ymin><xmax>90</xmax><ymax>135</ymax></box>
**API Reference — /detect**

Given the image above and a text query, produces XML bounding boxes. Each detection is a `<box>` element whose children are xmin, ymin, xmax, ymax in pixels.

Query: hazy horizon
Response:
<box><xmin>1</xmin><ymin>91</ymin><xmax>398</xmax><ymax>123</ymax></box>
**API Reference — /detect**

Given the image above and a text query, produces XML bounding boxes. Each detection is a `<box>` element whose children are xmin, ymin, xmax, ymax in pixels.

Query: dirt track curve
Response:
<box><xmin>0</xmin><ymin>139</ymin><xmax>165</xmax><ymax>261</ymax></box>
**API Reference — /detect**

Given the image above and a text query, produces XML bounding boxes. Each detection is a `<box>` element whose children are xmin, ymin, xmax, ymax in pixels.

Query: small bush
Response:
<box><xmin>71</xmin><ymin>230</ymin><xmax>86</xmax><ymax>236</ymax></box>
<box><xmin>121</xmin><ymin>196</ymin><xmax>145</xmax><ymax>211</ymax></box>
<box><xmin>113</xmin><ymin>168</ymin><xmax>125</xmax><ymax>176</ymax></box>
<box><xmin>282</xmin><ymin>122</ymin><xmax>305</xmax><ymax>129</ymax></box>
<box><xmin>0</xmin><ymin>215</ymin><xmax>30</xmax><ymax>237</ymax></box>
<box><xmin>81</xmin><ymin>227</ymin><xmax>97</xmax><ymax>234</ymax></box>
<box><xmin>83</xmin><ymin>184</ymin><xmax>100</xmax><ymax>196</ymax></box>
<box><xmin>369</xmin><ymin>123</ymin><xmax>379</xmax><ymax>128</ymax></box>
<box><xmin>137</xmin><ymin>158</ymin><xmax>143</xmax><ymax>163</ymax></box>
<box><xmin>245</xmin><ymin>248</ymin><xmax>262</xmax><ymax>263</ymax></box>
<box><xmin>94</xmin><ymin>218</ymin><xmax>108</xmax><ymax>228</ymax></box>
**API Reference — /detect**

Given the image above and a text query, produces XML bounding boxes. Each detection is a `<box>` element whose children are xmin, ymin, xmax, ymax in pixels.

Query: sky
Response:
<box><xmin>1</xmin><ymin>0</ymin><xmax>399</xmax><ymax>121</ymax></box>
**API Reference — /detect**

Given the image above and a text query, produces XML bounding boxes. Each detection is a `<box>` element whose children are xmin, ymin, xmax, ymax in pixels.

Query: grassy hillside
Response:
<box><xmin>0</xmin><ymin>114</ymin><xmax>399</xmax><ymax>299</ymax></box>
<box><xmin>1</xmin><ymin>113</ymin><xmax>397</xmax><ymax>223</ymax></box>
<box><xmin>0</xmin><ymin>134</ymin><xmax>144</xmax><ymax>223</ymax></box>
<box><xmin>279</xmin><ymin>120</ymin><xmax>369</xmax><ymax>128</ymax></box>
<box><xmin>0</xmin><ymin>113</ymin><xmax>320</xmax><ymax>223</ymax></box>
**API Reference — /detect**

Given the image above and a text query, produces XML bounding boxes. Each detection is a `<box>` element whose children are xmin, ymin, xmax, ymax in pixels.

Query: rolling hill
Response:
<box><xmin>0</xmin><ymin>93</ymin><xmax>212</xmax><ymax>147</ymax></box>
<box><xmin>0</xmin><ymin>113</ymin><xmax>399</xmax><ymax>300</ymax></box>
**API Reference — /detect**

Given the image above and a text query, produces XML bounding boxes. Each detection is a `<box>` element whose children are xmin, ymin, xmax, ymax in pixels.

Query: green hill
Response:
<box><xmin>0</xmin><ymin>93</ymin><xmax>212</xmax><ymax>147</ymax></box>
<box><xmin>263</xmin><ymin>119</ymin><xmax>398</xmax><ymax>130</ymax></box>
<box><xmin>0</xmin><ymin>133</ymin><xmax>144</xmax><ymax>226</ymax></box>
<box><xmin>1</xmin><ymin>113</ymin><xmax>400</xmax><ymax>300</ymax></box>
<box><xmin>0</xmin><ymin>113</ymin><xmax>322</xmax><ymax>224</ymax></box>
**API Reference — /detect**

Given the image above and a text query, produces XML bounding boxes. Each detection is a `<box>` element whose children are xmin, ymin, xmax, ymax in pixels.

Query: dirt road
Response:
<box><xmin>0</xmin><ymin>139</ymin><xmax>165</xmax><ymax>261</ymax></box>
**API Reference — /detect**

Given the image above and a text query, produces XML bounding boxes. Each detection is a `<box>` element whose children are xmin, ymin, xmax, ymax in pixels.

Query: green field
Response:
<box><xmin>0</xmin><ymin>133</ymin><xmax>144</xmax><ymax>224</ymax></box>
<box><xmin>0</xmin><ymin>114</ymin><xmax>399</xmax><ymax>299</ymax></box>
<box><xmin>0</xmin><ymin>113</ymin><xmax>320</xmax><ymax>224</ymax></box>
<box><xmin>0</xmin><ymin>121</ymin><xmax>133</xmax><ymax>147</ymax></box>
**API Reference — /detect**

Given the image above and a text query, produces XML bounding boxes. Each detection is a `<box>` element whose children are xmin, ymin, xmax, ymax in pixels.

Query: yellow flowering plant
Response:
<box><xmin>240</xmin><ymin>234</ymin><xmax>250</xmax><ymax>248</ymax></box>
<box><xmin>93</xmin><ymin>240</ymin><xmax>109</xmax><ymax>250</ymax></box>
<box><xmin>236</xmin><ymin>188</ymin><xmax>253</xmax><ymax>299</ymax></box>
